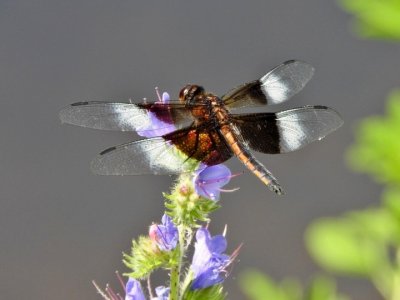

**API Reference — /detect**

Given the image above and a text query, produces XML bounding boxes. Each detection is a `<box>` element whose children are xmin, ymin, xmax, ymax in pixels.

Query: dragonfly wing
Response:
<box><xmin>230</xmin><ymin>106</ymin><xmax>343</xmax><ymax>153</ymax></box>
<box><xmin>222</xmin><ymin>60</ymin><xmax>315</xmax><ymax>108</ymax></box>
<box><xmin>59</xmin><ymin>101</ymin><xmax>194</xmax><ymax>133</ymax></box>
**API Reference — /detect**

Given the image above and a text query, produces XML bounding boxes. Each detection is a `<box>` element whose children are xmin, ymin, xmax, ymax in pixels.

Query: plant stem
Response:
<box><xmin>390</xmin><ymin>247</ymin><xmax>400</xmax><ymax>300</ymax></box>
<box><xmin>147</xmin><ymin>275</ymin><xmax>154</xmax><ymax>299</ymax></box>
<box><xmin>170</xmin><ymin>265</ymin><xmax>179</xmax><ymax>300</ymax></box>
<box><xmin>170</xmin><ymin>225</ymin><xmax>186</xmax><ymax>300</ymax></box>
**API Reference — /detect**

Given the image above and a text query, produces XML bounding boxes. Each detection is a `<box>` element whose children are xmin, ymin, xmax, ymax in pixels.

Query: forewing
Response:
<box><xmin>59</xmin><ymin>101</ymin><xmax>194</xmax><ymax>133</ymax></box>
<box><xmin>222</xmin><ymin>60</ymin><xmax>315</xmax><ymax>108</ymax></box>
<box><xmin>91</xmin><ymin>126</ymin><xmax>233</xmax><ymax>175</ymax></box>
<box><xmin>230</xmin><ymin>106</ymin><xmax>343</xmax><ymax>154</ymax></box>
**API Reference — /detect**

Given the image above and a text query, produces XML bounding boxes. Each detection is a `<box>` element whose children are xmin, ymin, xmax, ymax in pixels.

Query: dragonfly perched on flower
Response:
<box><xmin>60</xmin><ymin>60</ymin><xmax>343</xmax><ymax>195</ymax></box>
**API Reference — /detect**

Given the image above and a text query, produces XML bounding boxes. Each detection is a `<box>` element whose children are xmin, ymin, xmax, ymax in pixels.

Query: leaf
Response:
<box><xmin>182</xmin><ymin>284</ymin><xmax>226</xmax><ymax>300</ymax></box>
<box><xmin>347</xmin><ymin>90</ymin><xmax>400</xmax><ymax>186</ymax></box>
<box><xmin>305</xmin><ymin>275</ymin><xmax>350</xmax><ymax>300</ymax></box>
<box><xmin>238</xmin><ymin>270</ymin><xmax>301</xmax><ymax>300</ymax></box>
<box><xmin>383</xmin><ymin>188</ymin><xmax>400</xmax><ymax>223</ymax></box>
<box><xmin>347</xmin><ymin>208</ymin><xmax>400</xmax><ymax>244</ymax></box>
<box><xmin>339</xmin><ymin>0</ymin><xmax>400</xmax><ymax>40</ymax></box>
<box><xmin>306</xmin><ymin>218</ymin><xmax>386</xmax><ymax>276</ymax></box>
<box><xmin>123</xmin><ymin>236</ymin><xmax>178</xmax><ymax>279</ymax></box>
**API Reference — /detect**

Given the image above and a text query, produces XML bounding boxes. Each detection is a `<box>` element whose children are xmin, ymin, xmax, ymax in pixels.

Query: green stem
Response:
<box><xmin>390</xmin><ymin>248</ymin><xmax>400</xmax><ymax>300</ymax></box>
<box><xmin>391</xmin><ymin>274</ymin><xmax>400</xmax><ymax>300</ymax></box>
<box><xmin>170</xmin><ymin>265</ymin><xmax>179</xmax><ymax>300</ymax></box>
<box><xmin>170</xmin><ymin>225</ymin><xmax>186</xmax><ymax>300</ymax></box>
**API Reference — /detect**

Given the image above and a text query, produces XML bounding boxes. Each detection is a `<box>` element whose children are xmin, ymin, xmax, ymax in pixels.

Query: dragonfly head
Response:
<box><xmin>179</xmin><ymin>84</ymin><xmax>205</xmax><ymax>105</ymax></box>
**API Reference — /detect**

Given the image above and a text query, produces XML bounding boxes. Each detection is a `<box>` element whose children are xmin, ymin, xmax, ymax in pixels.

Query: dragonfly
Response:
<box><xmin>59</xmin><ymin>60</ymin><xmax>343</xmax><ymax>195</ymax></box>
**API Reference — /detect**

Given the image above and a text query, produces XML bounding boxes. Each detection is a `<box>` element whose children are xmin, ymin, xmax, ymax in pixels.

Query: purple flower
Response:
<box><xmin>193</xmin><ymin>164</ymin><xmax>236</xmax><ymax>201</ymax></box>
<box><xmin>125</xmin><ymin>278</ymin><xmax>146</xmax><ymax>300</ymax></box>
<box><xmin>190</xmin><ymin>227</ymin><xmax>232</xmax><ymax>290</ymax></box>
<box><xmin>152</xmin><ymin>286</ymin><xmax>170</xmax><ymax>300</ymax></box>
<box><xmin>149</xmin><ymin>214</ymin><xmax>178</xmax><ymax>251</ymax></box>
<box><xmin>137</xmin><ymin>89</ymin><xmax>176</xmax><ymax>138</ymax></box>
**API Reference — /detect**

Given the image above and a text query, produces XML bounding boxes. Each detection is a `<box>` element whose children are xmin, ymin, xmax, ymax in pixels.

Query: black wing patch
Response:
<box><xmin>230</xmin><ymin>106</ymin><xmax>343</xmax><ymax>154</ymax></box>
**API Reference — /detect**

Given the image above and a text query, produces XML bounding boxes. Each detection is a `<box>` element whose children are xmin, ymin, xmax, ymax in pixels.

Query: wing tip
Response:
<box><xmin>282</xmin><ymin>59</ymin><xmax>315</xmax><ymax>73</ymax></box>
<box><xmin>90</xmin><ymin>154</ymin><xmax>110</xmax><ymax>175</ymax></box>
<box><xmin>59</xmin><ymin>103</ymin><xmax>86</xmax><ymax>124</ymax></box>
<box><xmin>320</xmin><ymin>106</ymin><xmax>344</xmax><ymax>129</ymax></box>
<box><xmin>90</xmin><ymin>146</ymin><xmax>120</xmax><ymax>175</ymax></box>
<box><xmin>59</xmin><ymin>107</ymin><xmax>70</xmax><ymax>124</ymax></box>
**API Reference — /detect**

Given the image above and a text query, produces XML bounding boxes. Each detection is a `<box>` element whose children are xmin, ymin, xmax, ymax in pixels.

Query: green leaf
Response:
<box><xmin>238</xmin><ymin>270</ymin><xmax>301</xmax><ymax>300</ymax></box>
<box><xmin>305</xmin><ymin>275</ymin><xmax>349</xmax><ymax>300</ymax></box>
<box><xmin>123</xmin><ymin>236</ymin><xmax>179</xmax><ymax>279</ymax></box>
<box><xmin>338</xmin><ymin>0</ymin><xmax>400</xmax><ymax>40</ymax></box>
<box><xmin>347</xmin><ymin>90</ymin><xmax>400</xmax><ymax>186</ymax></box>
<box><xmin>182</xmin><ymin>284</ymin><xmax>226</xmax><ymax>300</ymax></box>
<box><xmin>347</xmin><ymin>208</ymin><xmax>400</xmax><ymax>244</ymax></box>
<box><xmin>306</xmin><ymin>218</ymin><xmax>386</xmax><ymax>276</ymax></box>
<box><xmin>383</xmin><ymin>187</ymin><xmax>400</xmax><ymax>220</ymax></box>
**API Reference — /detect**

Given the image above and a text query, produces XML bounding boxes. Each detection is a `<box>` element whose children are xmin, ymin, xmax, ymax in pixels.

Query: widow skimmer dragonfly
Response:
<box><xmin>60</xmin><ymin>60</ymin><xmax>343</xmax><ymax>195</ymax></box>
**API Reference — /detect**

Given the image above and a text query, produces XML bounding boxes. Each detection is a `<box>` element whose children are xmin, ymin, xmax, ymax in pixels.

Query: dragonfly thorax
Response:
<box><xmin>179</xmin><ymin>84</ymin><xmax>215</xmax><ymax>122</ymax></box>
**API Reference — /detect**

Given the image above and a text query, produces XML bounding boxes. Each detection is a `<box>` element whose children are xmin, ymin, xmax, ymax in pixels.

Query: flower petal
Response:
<box><xmin>198</xmin><ymin>165</ymin><xmax>232</xmax><ymax>186</ymax></box>
<box><xmin>190</xmin><ymin>227</ymin><xmax>231</xmax><ymax>290</ymax></box>
<box><xmin>194</xmin><ymin>164</ymin><xmax>232</xmax><ymax>201</ymax></box>
<box><xmin>125</xmin><ymin>278</ymin><xmax>146</xmax><ymax>300</ymax></box>
<box><xmin>191</xmin><ymin>267</ymin><xmax>224</xmax><ymax>290</ymax></box>
<box><xmin>209</xmin><ymin>235</ymin><xmax>227</xmax><ymax>254</ymax></box>
<box><xmin>137</xmin><ymin>90</ymin><xmax>176</xmax><ymax>137</ymax></box>
<box><xmin>149</xmin><ymin>214</ymin><xmax>178</xmax><ymax>251</ymax></box>
<box><xmin>153</xmin><ymin>286</ymin><xmax>170</xmax><ymax>300</ymax></box>
<box><xmin>162</xmin><ymin>92</ymin><xmax>170</xmax><ymax>102</ymax></box>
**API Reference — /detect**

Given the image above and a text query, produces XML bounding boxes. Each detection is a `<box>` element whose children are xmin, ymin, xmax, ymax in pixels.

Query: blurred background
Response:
<box><xmin>1</xmin><ymin>1</ymin><xmax>400</xmax><ymax>299</ymax></box>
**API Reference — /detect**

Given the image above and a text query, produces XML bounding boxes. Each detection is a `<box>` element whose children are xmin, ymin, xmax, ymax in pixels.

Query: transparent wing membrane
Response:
<box><xmin>91</xmin><ymin>137</ymin><xmax>199</xmax><ymax>175</ymax></box>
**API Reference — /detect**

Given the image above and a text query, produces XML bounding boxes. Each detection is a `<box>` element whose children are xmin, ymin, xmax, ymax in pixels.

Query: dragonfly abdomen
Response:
<box><xmin>219</xmin><ymin>124</ymin><xmax>283</xmax><ymax>195</ymax></box>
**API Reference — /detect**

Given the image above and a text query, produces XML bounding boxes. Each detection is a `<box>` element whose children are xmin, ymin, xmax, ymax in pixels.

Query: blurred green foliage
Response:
<box><xmin>307</xmin><ymin>90</ymin><xmax>400</xmax><ymax>300</ymax></box>
<box><xmin>338</xmin><ymin>0</ymin><xmax>400</xmax><ymax>40</ymax></box>
<box><xmin>239</xmin><ymin>90</ymin><xmax>400</xmax><ymax>299</ymax></box>
<box><xmin>239</xmin><ymin>270</ymin><xmax>348</xmax><ymax>300</ymax></box>
<box><xmin>239</xmin><ymin>1</ymin><xmax>400</xmax><ymax>297</ymax></box>
<box><xmin>347</xmin><ymin>90</ymin><xmax>400</xmax><ymax>186</ymax></box>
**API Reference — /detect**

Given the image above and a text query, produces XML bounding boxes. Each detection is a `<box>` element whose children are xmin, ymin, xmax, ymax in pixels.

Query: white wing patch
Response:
<box><xmin>59</xmin><ymin>102</ymin><xmax>152</xmax><ymax>131</ymax></box>
<box><xmin>276</xmin><ymin>107</ymin><xmax>343</xmax><ymax>152</ymax></box>
<box><xmin>260</xmin><ymin>60</ymin><xmax>315</xmax><ymax>104</ymax></box>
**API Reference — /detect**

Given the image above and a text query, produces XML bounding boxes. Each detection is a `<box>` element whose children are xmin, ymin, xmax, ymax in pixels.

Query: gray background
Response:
<box><xmin>1</xmin><ymin>0</ymin><xmax>399</xmax><ymax>299</ymax></box>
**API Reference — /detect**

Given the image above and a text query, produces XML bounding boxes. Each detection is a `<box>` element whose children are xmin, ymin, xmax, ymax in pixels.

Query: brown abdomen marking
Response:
<box><xmin>165</xmin><ymin>127</ymin><xmax>233</xmax><ymax>167</ymax></box>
